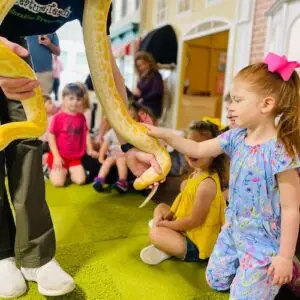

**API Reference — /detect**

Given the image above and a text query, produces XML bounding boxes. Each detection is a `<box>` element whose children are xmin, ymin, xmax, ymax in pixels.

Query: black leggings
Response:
<box><xmin>52</xmin><ymin>77</ymin><xmax>60</xmax><ymax>101</ymax></box>
<box><xmin>80</xmin><ymin>154</ymin><xmax>136</xmax><ymax>184</ymax></box>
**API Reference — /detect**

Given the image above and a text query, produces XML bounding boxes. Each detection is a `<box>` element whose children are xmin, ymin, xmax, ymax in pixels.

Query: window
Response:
<box><xmin>127</xmin><ymin>0</ymin><xmax>139</xmax><ymax>14</ymax></box>
<box><xmin>205</xmin><ymin>0</ymin><xmax>223</xmax><ymax>8</ymax></box>
<box><xmin>112</xmin><ymin>0</ymin><xmax>120</xmax><ymax>23</ymax></box>
<box><xmin>177</xmin><ymin>0</ymin><xmax>191</xmax><ymax>14</ymax></box>
<box><xmin>121</xmin><ymin>0</ymin><xmax>128</xmax><ymax>18</ymax></box>
<box><xmin>123</xmin><ymin>55</ymin><xmax>134</xmax><ymax>89</ymax></box>
<box><xmin>116</xmin><ymin>55</ymin><xmax>134</xmax><ymax>90</ymax></box>
<box><xmin>112</xmin><ymin>3</ymin><xmax>116</xmax><ymax>23</ymax></box>
<box><xmin>116</xmin><ymin>58</ymin><xmax>124</xmax><ymax>76</ymax></box>
<box><xmin>269</xmin><ymin>24</ymin><xmax>279</xmax><ymax>53</ymax></box>
<box><xmin>60</xmin><ymin>50</ymin><xmax>68</xmax><ymax>68</ymax></box>
<box><xmin>156</xmin><ymin>0</ymin><xmax>167</xmax><ymax>25</ymax></box>
<box><xmin>288</xmin><ymin>17</ymin><xmax>300</xmax><ymax>61</ymax></box>
<box><xmin>135</xmin><ymin>0</ymin><xmax>140</xmax><ymax>10</ymax></box>
<box><xmin>76</xmin><ymin>52</ymin><xmax>88</xmax><ymax>66</ymax></box>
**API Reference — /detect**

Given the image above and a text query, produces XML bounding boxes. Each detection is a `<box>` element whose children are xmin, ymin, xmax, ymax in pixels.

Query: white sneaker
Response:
<box><xmin>140</xmin><ymin>245</ymin><xmax>171</xmax><ymax>265</ymax></box>
<box><xmin>0</xmin><ymin>257</ymin><xmax>27</xmax><ymax>298</ymax></box>
<box><xmin>21</xmin><ymin>258</ymin><xmax>75</xmax><ymax>296</ymax></box>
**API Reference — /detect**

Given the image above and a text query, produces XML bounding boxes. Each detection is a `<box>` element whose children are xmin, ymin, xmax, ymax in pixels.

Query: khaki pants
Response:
<box><xmin>36</xmin><ymin>71</ymin><xmax>54</xmax><ymax>95</ymax></box>
<box><xmin>0</xmin><ymin>37</ymin><xmax>55</xmax><ymax>267</ymax></box>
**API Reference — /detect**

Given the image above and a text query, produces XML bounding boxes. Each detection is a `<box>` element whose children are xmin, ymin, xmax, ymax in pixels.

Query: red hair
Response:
<box><xmin>235</xmin><ymin>63</ymin><xmax>300</xmax><ymax>158</ymax></box>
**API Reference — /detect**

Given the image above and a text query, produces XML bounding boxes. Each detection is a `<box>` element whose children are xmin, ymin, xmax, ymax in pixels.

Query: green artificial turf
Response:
<box><xmin>16</xmin><ymin>182</ymin><xmax>228</xmax><ymax>300</ymax></box>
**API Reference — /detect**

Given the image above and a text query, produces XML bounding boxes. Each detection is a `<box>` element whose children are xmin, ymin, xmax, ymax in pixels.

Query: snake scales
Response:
<box><xmin>0</xmin><ymin>0</ymin><xmax>171</xmax><ymax>207</ymax></box>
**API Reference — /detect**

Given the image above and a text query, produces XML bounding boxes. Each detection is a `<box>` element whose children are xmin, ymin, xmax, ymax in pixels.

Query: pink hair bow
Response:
<box><xmin>264</xmin><ymin>52</ymin><xmax>300</xmax><ymax>81</ymax></box>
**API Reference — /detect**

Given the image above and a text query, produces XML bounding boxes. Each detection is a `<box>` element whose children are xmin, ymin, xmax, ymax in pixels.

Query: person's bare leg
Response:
<box><xmin>93</xmin><ymin>157</ymin><xmax>116</xmax><ymax>192</ymax></box>
<box><xmin>98</xmin><ymin>157</ymin><xmax>116</xmax><ymax>179</ymax></box>
<box><xmin>149</xmin><ymin>227</ymin><xmax>186</xmax><ymax>258</ymax></box>
<box><xmin>69</xmin><ymin>165</ymin><xmax>86</xmax><ymax>185</ymax></box>
<box><xmin>153</xmin><ymin>204</ymin><xmax>171</xmax><ymax>219</ymax></box>
<box><xmin>116</xmin><ymin>156</ymin><xmax>127</xmax><ymax>180</ymax></box>
<box><xmin>114</xmin><ymin>156</ymin><xmax>129</xmax><ymax>192</ymax></box>
<box><xmin>151</xmin><ymin>203</ymin><xmax>171</xmax><ymax>227</ymax></box>
<box><xmin>49</xmin><ymin>169</ymin><xmax>68</xmax><ymax>187</ymax></box>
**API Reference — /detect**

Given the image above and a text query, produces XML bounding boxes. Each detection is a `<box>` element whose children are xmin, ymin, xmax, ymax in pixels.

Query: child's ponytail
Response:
<box><xmin>276</xmin><ymin>72</ymin><xmax>300</xmax><ymax>159</ymax></box>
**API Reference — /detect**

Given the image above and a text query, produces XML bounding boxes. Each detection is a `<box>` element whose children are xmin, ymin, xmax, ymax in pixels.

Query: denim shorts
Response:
<box><xmin>183</xmin><ymin>237</ymin><xmax>201</xmax><ymax>262</ymax></box>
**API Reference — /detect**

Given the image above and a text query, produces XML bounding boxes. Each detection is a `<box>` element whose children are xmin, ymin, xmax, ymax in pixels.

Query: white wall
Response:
<box><xmin>56</xmin><ymin>20</ymin><xmax>89</xmax><ymax>102</ymax></box>
<box><xmin>288</xmin><ymin>17</ymin><xmax>300</xmax><ymax>61</ymax></box>
<box><xmin>266</xmin><ymin>0</ymin><xmax>300</xmax><ymax>58</ymax></box>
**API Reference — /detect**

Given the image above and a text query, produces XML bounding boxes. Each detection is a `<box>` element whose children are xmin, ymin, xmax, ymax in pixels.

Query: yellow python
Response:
<box><xmin>0</xmin><ymin>0</ymin><xmax>171</xmax><ymax>206</ymax></box>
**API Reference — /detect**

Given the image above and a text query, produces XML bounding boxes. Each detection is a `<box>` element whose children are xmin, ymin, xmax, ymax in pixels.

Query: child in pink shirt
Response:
<box><xmin>48</xmin><ymin>83</ymin><xmax>98</xmax><ymax>187</ymax></box>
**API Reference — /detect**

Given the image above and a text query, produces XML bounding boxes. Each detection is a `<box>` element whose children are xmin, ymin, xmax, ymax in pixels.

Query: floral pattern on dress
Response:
<box><xmin>206</xmin><ymin>128</ymin><xmax>300</xmax><ymax>299</ymax></box>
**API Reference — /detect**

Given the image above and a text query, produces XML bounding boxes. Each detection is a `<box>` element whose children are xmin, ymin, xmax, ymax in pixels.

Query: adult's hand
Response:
<box><xmin>126</xmin><ymin>147</ymin><xmax>162</xmax><ymax>179</ymax></box>
<box><xmin>39</xmin><ymin>35</ymin><xmax>51</xmax><ymax>47</ymax></box>
<box><xmin>133</xmin><ymin>88</ymin><xmax>141</xmax><ymax>97</ymax></box>
<box><xmin>0</xmin><ymin>37</ymin><xmax>40</xmax><ymax>100</ymax></box>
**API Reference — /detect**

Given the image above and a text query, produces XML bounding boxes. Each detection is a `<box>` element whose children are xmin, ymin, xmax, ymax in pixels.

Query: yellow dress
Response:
<box><xmin>170</xmin><ymin>172</ymin><xmax>225</xmax><ymax>259</ymax></box>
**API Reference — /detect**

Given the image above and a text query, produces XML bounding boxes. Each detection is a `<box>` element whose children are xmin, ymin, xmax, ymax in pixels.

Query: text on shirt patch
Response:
<box><xmin>15</xmin><ymin>0</ymin><xmax>72</xmax><ymax>18</ymax></box>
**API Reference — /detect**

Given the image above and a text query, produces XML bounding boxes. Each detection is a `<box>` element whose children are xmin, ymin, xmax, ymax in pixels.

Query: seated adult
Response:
<box><xmin>132</xmin><ymin>52</ymin><xmax>164</xmax><ymax>118</ymax></box>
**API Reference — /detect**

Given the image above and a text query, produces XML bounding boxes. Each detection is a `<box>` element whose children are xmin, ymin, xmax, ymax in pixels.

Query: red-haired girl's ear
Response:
<box><xmin>260</xmin><ymin>96</ymin><xmax>276</xmax><ymax>114</ymax></box>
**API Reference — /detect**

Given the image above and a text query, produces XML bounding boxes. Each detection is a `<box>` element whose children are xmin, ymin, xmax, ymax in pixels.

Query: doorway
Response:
<box><xmin>177</xmin><ymin>30</ymin><xmax>229</xmax><ymax>129</ymax></box>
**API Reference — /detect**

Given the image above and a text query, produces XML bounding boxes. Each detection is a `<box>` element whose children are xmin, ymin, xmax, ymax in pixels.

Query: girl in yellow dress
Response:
<box><xmin>140</xmin><ymin>121</ymin><xmax>226</xmax><ymax>264</ymax></box>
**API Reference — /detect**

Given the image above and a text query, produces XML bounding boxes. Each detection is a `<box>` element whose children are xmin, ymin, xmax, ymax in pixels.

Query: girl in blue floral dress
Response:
<box><xmin>146</xmin><ymin>53</ymin><xmax>300</xmax><ymax>299</ymax></box>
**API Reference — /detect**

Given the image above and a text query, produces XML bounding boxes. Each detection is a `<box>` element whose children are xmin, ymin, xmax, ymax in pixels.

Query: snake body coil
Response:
<box><xmin>0</xmin><ymin>0</ymin><xmax>171</xmax><ymax>200</ymax></box>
